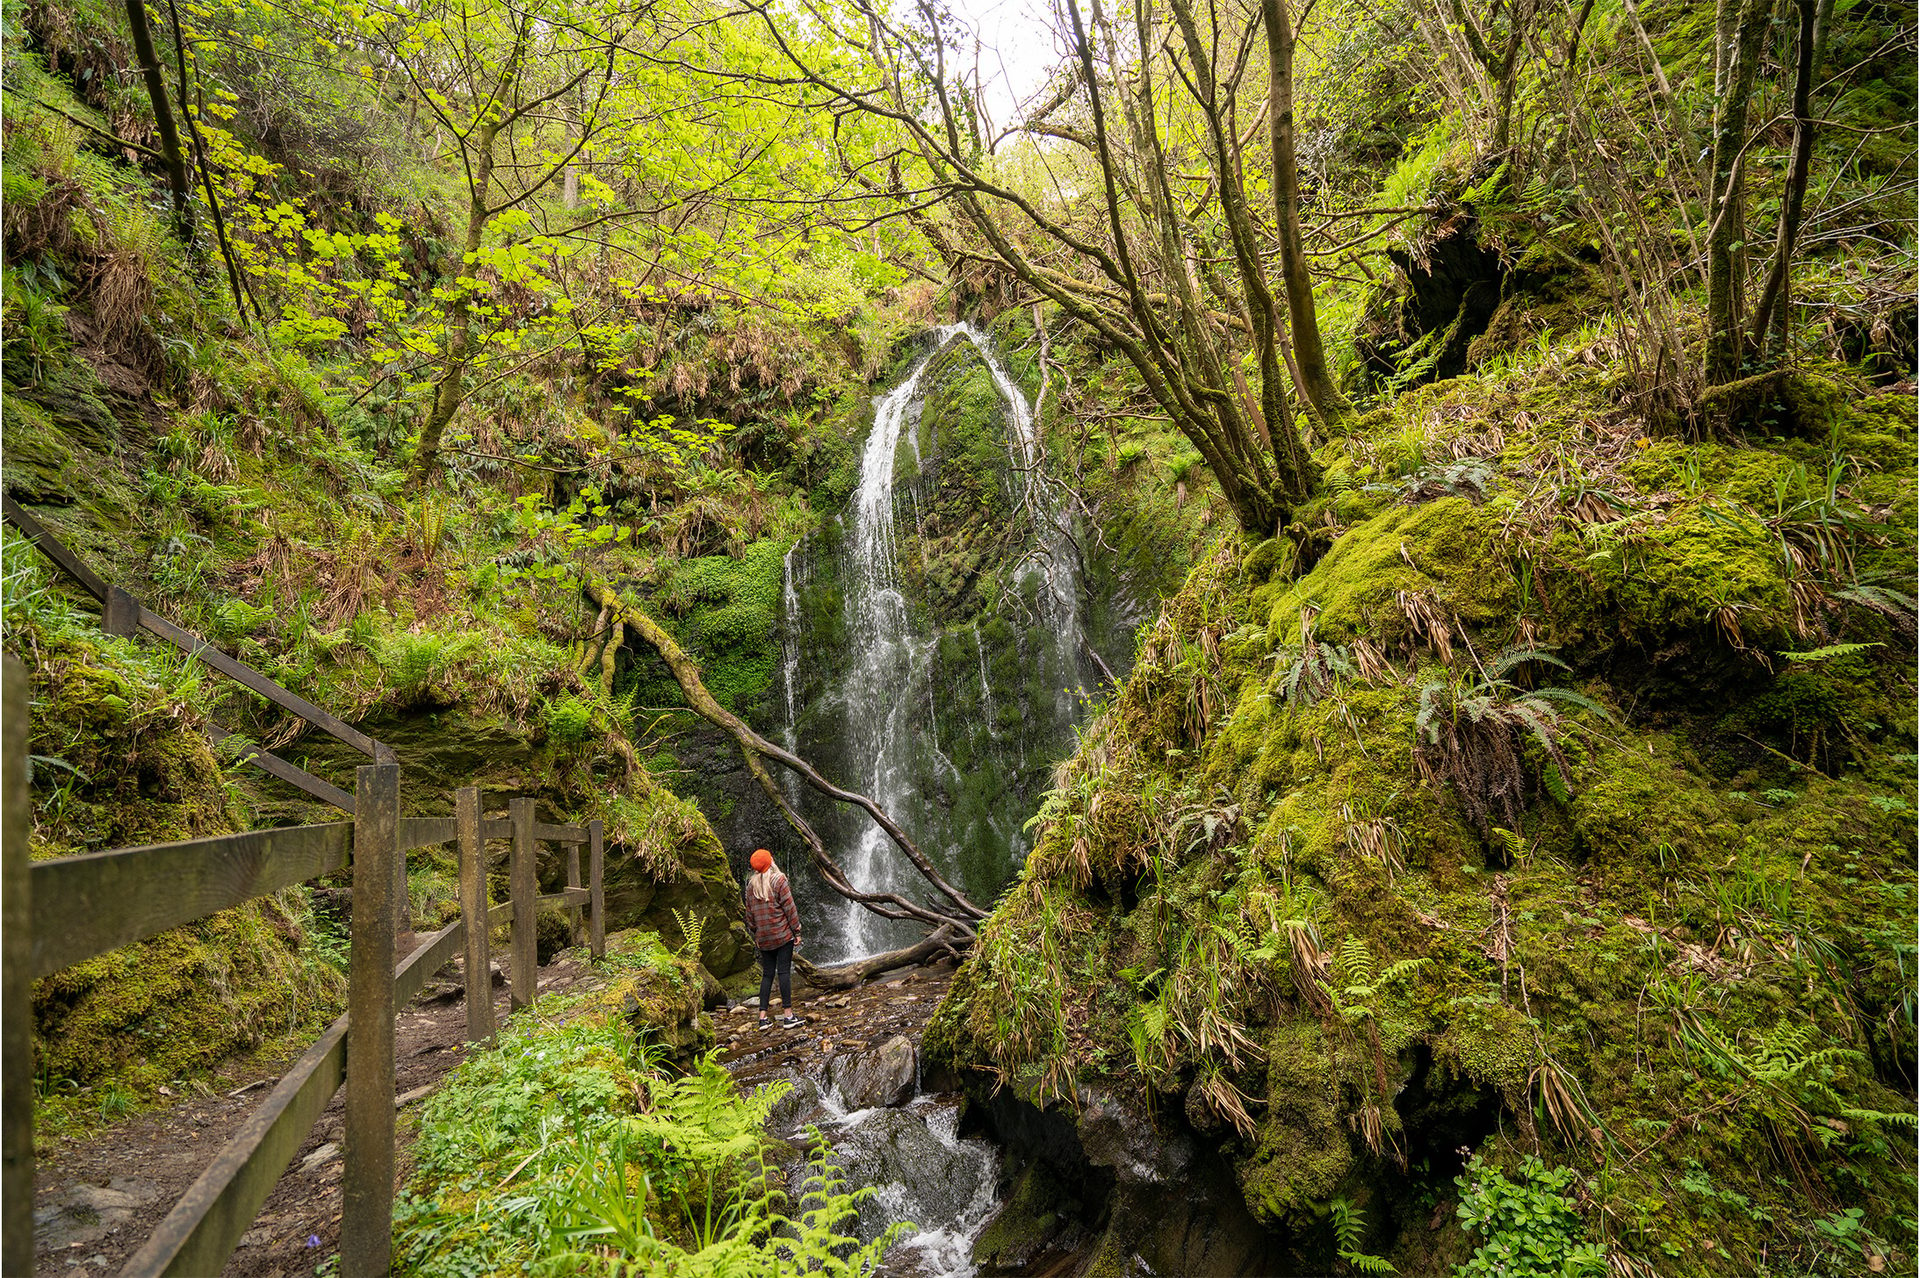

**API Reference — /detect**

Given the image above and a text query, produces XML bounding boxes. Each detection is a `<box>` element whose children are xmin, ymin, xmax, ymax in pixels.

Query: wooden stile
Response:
<box><xmin>510</xmin><ymin>797</ymin><xmax>537</xmax><ymax>1010</ymax></box>
<box><xmin>3</xmin><ymin>658</ymin><xmax>35</xmax><ymax>1277</ymax></box>
<box><xmin>341</xmin><ymin>764</ymin><xmax>398</xmax><ymax>1278</ymax></box>
<box><xmin>457</xmin><ymin>787</ymin><xmax>493</xmax><ymax>1043</ymax></box>
<box><xmin>588</xmin><ymin>819</ymin><xmax>605</xmax><ymax>961</ymax></box>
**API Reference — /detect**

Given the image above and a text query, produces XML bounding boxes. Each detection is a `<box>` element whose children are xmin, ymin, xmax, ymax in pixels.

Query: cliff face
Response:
<box><xmin>926</xmin><ymin>364</ymin><xmax>1918</xmax><ymax>1274</ymax></box>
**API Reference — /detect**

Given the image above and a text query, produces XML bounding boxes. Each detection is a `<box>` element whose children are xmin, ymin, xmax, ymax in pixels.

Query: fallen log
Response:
<box><xmin>796</xmin><ymin>925</ymin><xmax>968</xmax><ymax>990</ymax></box>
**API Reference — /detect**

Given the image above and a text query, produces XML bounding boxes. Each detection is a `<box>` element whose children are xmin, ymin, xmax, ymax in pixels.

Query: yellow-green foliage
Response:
<box><xmin>927</xmin><ymin>369</ymin><xmax>1918</xmax><ymax>1275</ymax></box>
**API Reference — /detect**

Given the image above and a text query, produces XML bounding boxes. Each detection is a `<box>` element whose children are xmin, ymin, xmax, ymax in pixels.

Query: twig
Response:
<box><xmin>28</xmin><ymin>98</ymin><xmax>163</xmax><ymax>159</ymax></box>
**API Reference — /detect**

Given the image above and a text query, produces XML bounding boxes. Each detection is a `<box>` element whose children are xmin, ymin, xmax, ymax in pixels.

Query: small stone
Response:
<box><xmin>300</xmin><ymin>1142</ymin><xmax>339</xmax><ymax>1171</ymax></box>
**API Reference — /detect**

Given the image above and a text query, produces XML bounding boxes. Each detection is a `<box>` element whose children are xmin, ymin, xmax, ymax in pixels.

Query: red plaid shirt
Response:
<box><xmin>743</xmin><ymin>872</ymin><xmax>799</xmax><ymax>950</ymax></box>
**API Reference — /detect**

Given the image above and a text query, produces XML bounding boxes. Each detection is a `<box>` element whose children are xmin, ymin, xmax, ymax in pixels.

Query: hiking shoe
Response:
<box><xmin>779</xmin><ymin>1013</ymin><xmax>803</xmax><ymax>1029</ymax></box>
<box><xmin>757</xmin><ymin>1015</ymin><xmax>772</xmax><ymax>1029</ymax></box>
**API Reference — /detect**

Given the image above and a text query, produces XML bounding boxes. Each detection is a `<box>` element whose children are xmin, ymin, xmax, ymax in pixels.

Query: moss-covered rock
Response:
<box><xmin>927</xmin><ymin>372</ymin><xmax>1918</xmax><ymax>1274</ymax></box>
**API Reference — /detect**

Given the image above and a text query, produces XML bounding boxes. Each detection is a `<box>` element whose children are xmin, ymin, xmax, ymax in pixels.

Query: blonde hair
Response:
<box><xmin>749</xmin><ymin>859</ymin><xmax>783</xmax><ymax>901</ymax></box>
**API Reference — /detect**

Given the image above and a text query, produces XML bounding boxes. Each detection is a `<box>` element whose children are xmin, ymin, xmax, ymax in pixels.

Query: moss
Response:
<box><xmin>1238</xmin><ymin>1022</ymin><xmax>1357</xmax><ymax>1230</ymax></box>
<box><xmin>649</xmin><ymin>537</ymin><xmax>789</xmax><ymax>712</ymax></box>
<box><xmin>1266</xmin><ymin>497</ymin><xmax>1515</xmax><ymax>648</ymax></box>
<box><xmin>33</xmin><ymin>889</ymin><xmax>340</xmax><ymax>1096</ymax></box>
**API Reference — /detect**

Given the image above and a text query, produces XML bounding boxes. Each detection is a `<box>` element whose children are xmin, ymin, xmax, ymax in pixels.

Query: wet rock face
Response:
<box><xmin>826</xmin><ymin>1033</ymin><xmax>917</xmax><ymax>1110</ymax></box>
<box><xmin>1073</xmin><ymin>1086</ymin><xmax>1193</xmax><ymax>1186</ymax></box>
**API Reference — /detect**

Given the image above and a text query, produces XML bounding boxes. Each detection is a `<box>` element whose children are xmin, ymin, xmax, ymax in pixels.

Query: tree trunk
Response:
<box><xmin>1702</xmin><ymin>0</ymin><xmax>1773</xmax><ymax>386</ymax></box>
<box><xmin>409</xmin><ymin>123</ymin><xmax>497</xmax><ymax>486</ymax></box>
<box><xmin>1749</xmin><ymin>0</ymin><xmax>1834</xmax><ymax>354</ymax></box>
<box><xmin>122</xmin><ymin>0</ymin><xmax>194</xmax><ymax>243</ymax></box>
<box><xmin>1262</xmin><ymin>0</ymin><xmax>1350</xmax><ymax>428</ymax></box>
<box><xmin>592</xmin><ymin>582</ymin><xmax>989</xmax><ymax>923</ymax></box>
<box><xmin>795</xmin><ymin>925</ymin><xmax>969</xmax><ymax>989</ymax></box>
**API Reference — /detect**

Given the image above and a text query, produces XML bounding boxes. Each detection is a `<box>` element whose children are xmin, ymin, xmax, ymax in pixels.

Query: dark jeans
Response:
<box><xmin>758</xmin><ymin>941</ymin><xmax>793</xmax><ymax>1012</ymax></box>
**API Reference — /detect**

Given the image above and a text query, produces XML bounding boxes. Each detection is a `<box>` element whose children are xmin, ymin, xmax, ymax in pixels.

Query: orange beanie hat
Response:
<box><xmin>750</xmin><ymin>848</ymin><xmax>773</xmax><ymax>872</ymax></box>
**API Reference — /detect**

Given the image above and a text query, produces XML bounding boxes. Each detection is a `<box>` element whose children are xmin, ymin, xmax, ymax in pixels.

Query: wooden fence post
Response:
<box><xmin>588</xmin><ymin>819</ymin><xmax>605</xmax><ymax>961</ymax></box>
<box><xmin>565</xmin><ymin>837</ymin><xmax>582</xmax><ymax>946</ymax></box>
<box><xmin>510</xmin><ymin>797</ymin><xmax>536</xmax><ymax>1010</ymax></box>
<box><xmin>341</xmin><ymin>763</ymin><xmax>398</xmax><ymax>1278</ymax></box>
<box><xmin>3</xmin><ymin>657</ymin><xmax>34</xmax><ymax>1278</ymax></box>
<box><xmin>456</xmin><ymin>786</ymin><xmax>492</xmax><ymax>1043</ymax></box>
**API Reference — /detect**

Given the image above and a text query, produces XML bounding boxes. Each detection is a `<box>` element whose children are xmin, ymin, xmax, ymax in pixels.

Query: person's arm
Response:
<box><xmin>780</xmin><ymin>878</ymin><xmax>801</xmax><ymax>943</ymax></box>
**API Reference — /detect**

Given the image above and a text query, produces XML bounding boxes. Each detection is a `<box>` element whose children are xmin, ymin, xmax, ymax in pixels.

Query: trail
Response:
<box><xmin>31</xmin><ymin>948</ymin><xmax>594</xmax><ymax>1277</ymax></box>
<box><xmin>33</xmin><ymin>946</ymin><xmax>967</xmax><ymax>1277</ymax></box>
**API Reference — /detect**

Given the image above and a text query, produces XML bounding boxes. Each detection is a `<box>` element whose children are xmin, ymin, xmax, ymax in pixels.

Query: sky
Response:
<box><xmin>945</xmin><ymin>0</ymin><xmax>1064</xmax><ymax>133</ymax></box>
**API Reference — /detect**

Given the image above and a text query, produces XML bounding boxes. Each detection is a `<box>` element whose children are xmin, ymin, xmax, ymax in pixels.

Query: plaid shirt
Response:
<box><xmin>743</xmin><ymin>872</ymin><xmax>799</xmax><ymax>950</ymax></box>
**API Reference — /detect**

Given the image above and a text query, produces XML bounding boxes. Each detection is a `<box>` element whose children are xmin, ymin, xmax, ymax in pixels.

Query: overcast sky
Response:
<box><xmin>947</xmin><ymin>0</ymin><xmax>1063</xmax><ymax>132</ymax></box>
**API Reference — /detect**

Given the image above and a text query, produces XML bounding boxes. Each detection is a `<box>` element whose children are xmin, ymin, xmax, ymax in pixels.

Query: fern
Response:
<box><xmin>1329</xmin><ymin>1196</ymin><xmax>1398</xmax><ymax>1273</ymax></box>
<box><xmin>669</xmin><ymin>906</ymin><xmax>705</xmax><ymax>960</ymax></box>
<box><xmin>1778</xmin><ymin>641</ymin><xmax>1882</xmax><ymax>663</ymax></box>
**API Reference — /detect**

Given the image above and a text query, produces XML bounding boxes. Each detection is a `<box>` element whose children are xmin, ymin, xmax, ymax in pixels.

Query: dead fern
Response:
<box><xmin>1414</xmin><ymin>646</ymin><xmax>1614</xmax><ymax>837</ymax></box>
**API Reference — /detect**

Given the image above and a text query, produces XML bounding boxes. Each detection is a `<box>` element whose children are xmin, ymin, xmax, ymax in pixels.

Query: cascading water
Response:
<box><xmin>825</xmin><ymin>323</ymin><xmax>1088</xmax><ymax>961</ymax></box>
<box><xmin>834</xmin><ymin>325</ymin><xmax>966</xmax><ymax>959</ymax></box>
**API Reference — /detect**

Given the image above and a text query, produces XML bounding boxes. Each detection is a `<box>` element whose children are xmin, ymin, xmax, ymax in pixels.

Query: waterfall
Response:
<box><xmin>780</xmin><ymin>543</ymin><xmax>802</xmax><ymax>805</ymax></box>
<box><xmin>824</xmin><ymin>322</ymin><xmax>1089</xmax><ymax>961</ymax></box>
<box><xmin>956</xmin><ymin>322</ymin><xmax>1083</xmax><ymax>720</ymax></box>
<box><xmin>973</xmin><ymin>623</ymin><xmax>994</xmax><ymax>740</ymax></box>
<box><xmin>837</xmin><ymin>326</ymin><xmax>966</xmax><ymax>959</ymax></box>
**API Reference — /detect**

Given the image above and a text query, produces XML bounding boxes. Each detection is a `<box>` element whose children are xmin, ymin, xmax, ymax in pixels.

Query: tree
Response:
<box><xmin>1748</xmin><ymin>0</ymin><xmax>1836</xmax><ymax>356</ymax></box>
<box><xmin>750</xmin><ymin>0</ymin><xmax>1351</xmax><ymax>534</ymax></box>
<box><xmin>1702</xmin><ymin>0</ymin><xmax>1772</xmax><ymax>386</ymax></box>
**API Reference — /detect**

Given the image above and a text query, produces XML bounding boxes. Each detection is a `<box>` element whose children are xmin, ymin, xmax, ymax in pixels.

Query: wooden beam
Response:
<box><xmin>565</xmin><ymin>838</ymin><xmax>582</xmax><ymax>946</ymax></box>
<box><xmin>133</xmin><ymin>607</ymin><xmax>385</xmax><ymax>762</ymax></box>
<box><xmin>456</xmin><ymin>787</ymin><xmax>492</xmax><ymax>1044</ymax></box>
<box><xmin>393</xmin><ymin>915</ymin><xmax>464</xmax><ymax>1008</ymax></box>
<box><xmin>206</xmin><ymin>725</ymin><xmax>355</xmax><ymax>814</ymax></box>
<box><xmin>119</xmin><ymin>904</ymin><xmax>470</xmax><ymax>1277</ymax></box>
<box><xmin>534</xmin><ymin>822</ymin><xmax>587</xmax><ymax>843</ymax></box>
<box><xmin>0</xmin><ymin>498</ymin><xmax>390</xmax><ymax>764</ymax></box>
<box><xmin>588</xmin><ymin>819</ymin><xmax>605</xmax><ymax>961</ymax></box>
<box><xmin>341</xmin><ymin>764</ymin><xmax>397</xmax><ymax>1278</ymax></box>
<box><xmin>486</xmin><ymin>888</ymin><xmax>586</xmax><ymax>927</ymax></box>
<box><xmin>481</xmin><ymin>818</ymin><xmax>511</xmax><ymax>840</ymax></box>
<box><xmin>116</xmin><ymin>1016</ymin><xmax>348</xmax><ymax>1277</ymax></box>
<box><xmin>3</xmin><ymin>658</ymin><xmax>34</xmax><ymax>1277</ymax></box>
<box><xmin>399</xmin><ymin>817</ymin><xmax>457</xmax><ymax>851</ymax></box>
<box><xmin>30</xmin><ymin>824</ymin><xmax>351</xmax><ymax>979</ymax></box>
<box><xmin>1</xmin><ymin>495</ymin><xmax>110</xmax><ymax>599</ymax></box>
<box><xmin>509</xmin><ymin>798</ymin><xmax>536</xmax><ymax>1010</ymax></box>
<box><xmin>103</xmin><ymin>585</ymin><xmax>139</xmax><ymax>637</ymax></box>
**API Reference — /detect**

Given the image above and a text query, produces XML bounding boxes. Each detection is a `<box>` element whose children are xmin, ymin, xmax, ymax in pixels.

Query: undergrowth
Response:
<box><xmin>394</xmin><ymin>970</ymin><xmax>906</xmax><ymax>1276</ymax></box>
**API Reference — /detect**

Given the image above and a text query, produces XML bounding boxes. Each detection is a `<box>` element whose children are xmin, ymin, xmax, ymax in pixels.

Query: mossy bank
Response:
<box><xmin>926</xmin><ymin>355</ymin><xmax>1918</xmax><ymax>1275</ymax></box>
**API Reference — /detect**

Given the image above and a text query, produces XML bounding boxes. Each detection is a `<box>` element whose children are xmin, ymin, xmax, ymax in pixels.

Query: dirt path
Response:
<box><xmin>34</xmin><ymin>950</ymin><xmax>960</xmax><ymax>1278</ymax></box>
<box><xmin>32</xmin><ymin>950</ymin><xmax>599</xmax><ymax>1278</ymax></box>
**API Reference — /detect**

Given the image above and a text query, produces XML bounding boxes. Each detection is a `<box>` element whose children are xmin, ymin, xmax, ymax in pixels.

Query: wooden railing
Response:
<box><xmin>2</xmin><ymin>494</ymin><xmax>384</xmax><ymax>814</ymax></box>
<box><xmin>1</xmin><ymin>654</ymin><xmax>606</xmax><ymax>1277</ymax></box>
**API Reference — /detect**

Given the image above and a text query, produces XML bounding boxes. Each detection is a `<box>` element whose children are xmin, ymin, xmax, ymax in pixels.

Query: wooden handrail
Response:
<box><xmin>2</xmin><ymin>496</ymin><xmax>392</xmax><ymax>769</ymax></box>
<box><xmin>1</xmin><ymin>702</ymin><xmax>609</xmax><ymax>1278</ymax></box>
<box><xmin>30</xmin><ymin>825</ymin><xmax>352</xmax><ymax>979</ymax></box>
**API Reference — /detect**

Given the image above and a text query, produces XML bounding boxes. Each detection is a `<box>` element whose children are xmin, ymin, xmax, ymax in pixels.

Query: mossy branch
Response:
<box><xmin>589</xmin><ymin>581</ymin><xmax>989</xmax><ymax>924</ymax></box>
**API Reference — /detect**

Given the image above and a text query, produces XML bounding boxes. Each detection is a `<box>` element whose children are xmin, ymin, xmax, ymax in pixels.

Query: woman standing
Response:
<box><xmin>743</xmin><ymin>848</ymin><xmax>803</xmax><ymax>1029</ymax></box>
